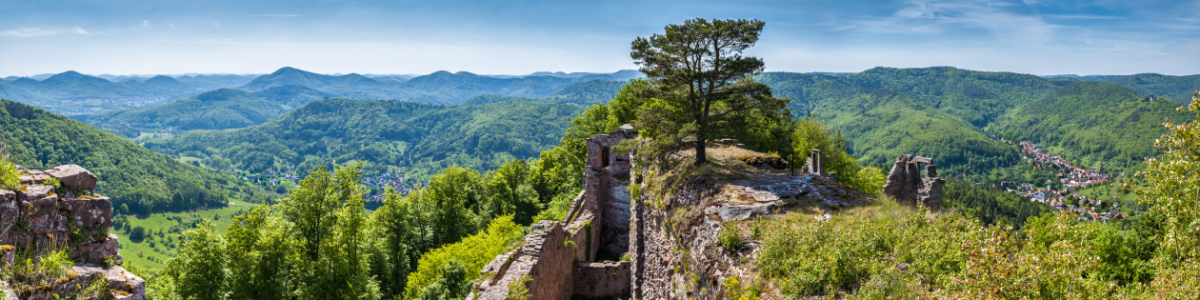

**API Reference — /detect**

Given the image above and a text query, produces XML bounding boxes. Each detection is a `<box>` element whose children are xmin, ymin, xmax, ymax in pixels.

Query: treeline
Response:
<box><xmin>0</xmin><ymin>100</ymin><xmax>276</xmax><ymax>214</ymax></box>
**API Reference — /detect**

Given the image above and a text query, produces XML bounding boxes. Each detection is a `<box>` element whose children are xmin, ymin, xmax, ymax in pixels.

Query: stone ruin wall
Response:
<box><xmin>0</xmin><ymin>164</ymin><xmax>145</xmax><ymax>300</ymax></box>
<box><xmin>472</xmin><ymin>125</ymin><xmax>637</xmax><ymax>300</ymax></box>
<box><xmin>882</xmin><ymin>154</ymin><xmax>944</xmax><ymax>211</ymax></box>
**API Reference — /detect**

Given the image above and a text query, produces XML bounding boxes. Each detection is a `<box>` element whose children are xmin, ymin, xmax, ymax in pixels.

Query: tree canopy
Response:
<box><xmin>631</xmin><ymin>18</ymin><xmax>790</xmax><ymax>165</ymax></box>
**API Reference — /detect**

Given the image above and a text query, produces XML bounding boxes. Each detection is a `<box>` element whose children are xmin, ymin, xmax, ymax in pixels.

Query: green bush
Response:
<box><xmin>718</xmin><ymin>225</ymin><xmax>744</xmax><ymax>253</ymax></box>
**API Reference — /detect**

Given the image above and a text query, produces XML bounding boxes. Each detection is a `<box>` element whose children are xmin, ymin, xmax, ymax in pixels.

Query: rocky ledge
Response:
<box><xmin>0</xmin><ymin>164</ymin><xmax>144</xmax><ymax>300</ymax></box>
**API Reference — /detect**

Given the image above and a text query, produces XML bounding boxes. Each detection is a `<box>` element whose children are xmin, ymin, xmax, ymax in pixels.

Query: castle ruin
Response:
<box><xmin>882</xmin><ymin>154</ymin><xmax>944</xmax><ymax>211</ymax></box>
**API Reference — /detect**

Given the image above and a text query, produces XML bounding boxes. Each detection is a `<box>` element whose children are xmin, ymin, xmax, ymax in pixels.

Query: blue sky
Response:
<box><xmin>1</xmin><ymin>0</ymin><xmax>1197</xmax><ymax>76</ymax></box>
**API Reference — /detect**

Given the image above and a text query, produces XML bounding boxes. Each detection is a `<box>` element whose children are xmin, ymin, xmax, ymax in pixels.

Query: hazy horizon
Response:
<box><xmin>3</xmin><ymin>0</ymin><xmax>1198</xmax><ymax>77</ymax></box>
<box><xmin>5</xmin><ymin>66</ymin><xmax>1195</xmax><ymax>80</ymax></box>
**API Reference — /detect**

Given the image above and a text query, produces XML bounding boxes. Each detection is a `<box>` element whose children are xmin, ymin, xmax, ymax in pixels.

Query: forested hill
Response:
<box><xmin>0</xmin><ymin>99</ymin><xmax>276</xmax><ymax>214</ymax></box>
<box><xmin>837</xmin><ymin>67</ymin><xmax>1062</xmax><ymax>127</ymax></box>
<box><xmin>0</xmin><ymin>71</ymin><xmax>252</xmax><ymax>115</ymax></box>
<box><xmin>756</xmin><ymin>72</ymin><xmax>1021</xmax><ymax>176</ymax></box>
<box><xmin>237</xmin><ymin>67</ymin><xmax>638</xmax><ymax>105</ymax></box>
<box><xmin>143</xmin><ymin>98</ymin><xmax>584</xmax><ymax>181</ymax></box>
<box><xmin>990</xmin><ymin>82</ymin><xmax>1193</xmax><ymax>174</ymax></box>
<box><xmin>1086</xmin><ymin>73</ymin><xmax>1200</xmax><ymax>103</ymax></box>
<box><xmin>73</xmin><ymin>85</ymin><xmax>332</xmax><ymax>136</ymax></box>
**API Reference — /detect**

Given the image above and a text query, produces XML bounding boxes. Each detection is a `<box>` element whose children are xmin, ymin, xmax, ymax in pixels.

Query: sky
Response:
<box><xmin>1</xmin><ymin>0</ymin><xmax>1198</xmax><ymax>77</ymax></box>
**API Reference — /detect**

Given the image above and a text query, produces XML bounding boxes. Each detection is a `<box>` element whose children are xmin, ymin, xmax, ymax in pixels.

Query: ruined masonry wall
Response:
<box><xmin>472</xmin><ymin>125</ymin><xmax>637</xmax><ymax>300</ymax></box>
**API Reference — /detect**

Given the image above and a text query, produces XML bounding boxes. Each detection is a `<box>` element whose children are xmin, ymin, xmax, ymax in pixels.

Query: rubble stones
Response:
<box><xmin>45</xmin><ymin>164</ymin><xmax>98</xmax><ymax>192</ymax></box>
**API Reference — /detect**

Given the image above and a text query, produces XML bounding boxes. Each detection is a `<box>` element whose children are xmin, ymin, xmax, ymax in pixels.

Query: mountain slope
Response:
<box><xmin>0</xmin><ymin>99</ymin><xmax>275</xmax><ymax>213</ymax></box>
<box><xmin>1099</xmin><ymin>73</ymin><xmax>1200</xmax><ymax>103</ymax></box>
<box><xmin>838</xmin><ymin>67</ymin><xmax>1060</xmax><ymax>127</ymax></box>
<box><xmin>757</xmin><ymin>72</ymin><xmax>1021</xmax><ymax>176</ymax></box>
<box><xmin>75</xmin><ymin>85</ymin><xmax>331</xmax><ymax>135</ymax></box>
<box><xmin>990</xmin><ymin>81</ymin><xmax>1193</xmax><ymax>173</ymax></box>
<box><xmin>143</xmin><ymin>99</ymin><xmax>585</xmax><ymax>181</ymax></box>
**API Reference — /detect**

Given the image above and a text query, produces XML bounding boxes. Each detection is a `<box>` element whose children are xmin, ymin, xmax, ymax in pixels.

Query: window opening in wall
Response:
<box><xmin>601</xmin><ymin>146</ymin><xmax>611</xmax><ymax>167</ymax></box>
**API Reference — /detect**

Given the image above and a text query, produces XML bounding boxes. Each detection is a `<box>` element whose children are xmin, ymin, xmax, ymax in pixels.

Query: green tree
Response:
<box><xmin>485</xmin><ymin>160</ymin><xmax>540</xmax><ymax>225</ymax></box>
<box><xmin>1136</xmin><ymin>91</ymin><xmax>1200</xmax><ymax>264</ymax></box>
<box><xmin>279</xmin><ymin>163</ymin><xmax>379</xmax><ymax>300</ymax></box>
<box><xmin>630</xmin><ymin>18</ymin><xmax>788</xmax><ymax>165</ymax></box>
<box><xmin>412</xmin><ymin>260</ymin><xmax>470</xmax><ymax>300</ymax></box>
<box><xmin>368</xmin><ymin>188</ymin><xmax>416</xmax><ymax>299</ymax></box>
<box><xmin>424</xmin><ymin>166</ymin><xmax>485</xmax><ymax>245</ymax></box>
<box><xmin>225</xmin><ymin>204</ymin><xmax>300</xmax><ymax>300</ymax></box>
<box><xmin>165</xmin><ymin>220</ymin><xmax>228</xmax><ymax>300</ymax></box>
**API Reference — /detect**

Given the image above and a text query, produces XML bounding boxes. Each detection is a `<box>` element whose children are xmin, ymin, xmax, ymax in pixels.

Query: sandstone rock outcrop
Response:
<box><xmin>0</xmin><ymin>165</ymin><xmax>144</xmax><ymax>300</ymax></box>
<box><xmin>882</xmin><ymin>154</ymin><xmax>944</xmax><ymax>211</ymax></box>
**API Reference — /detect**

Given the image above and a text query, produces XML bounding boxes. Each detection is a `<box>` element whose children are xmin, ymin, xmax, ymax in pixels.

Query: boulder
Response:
<box><xmin>17</xmin><ymin>171</ymin><xmax>49</xmax><ymax>185</ymax></box>
<box><xmin>45</xmin><ymin>165</ymin><xmax>97</xmax><ymax>192</ymax></box>
<box><xmin>61</xmin><ymin>196</ymin><xmax>113</xmax><ymax>231</ymax></box>
<box><xmin>75</xmin><ymin>234</ymin><xmax>122</xmax><ymax>265</ymax></box>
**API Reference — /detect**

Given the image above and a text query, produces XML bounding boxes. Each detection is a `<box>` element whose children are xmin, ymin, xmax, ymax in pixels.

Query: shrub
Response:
<box><xmin>130</xmin><ymin>226</ymin><xmax>146</xmax><ymax>243</ymax></box>
<box><xmin>719</xmin><ymin>225</ymin><xmax>744</xmax><ymax>253</ymax></box>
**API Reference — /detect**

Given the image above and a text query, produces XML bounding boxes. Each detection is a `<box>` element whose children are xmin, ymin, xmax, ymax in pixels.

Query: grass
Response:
<box><xmin>113</xmin><ymin>203</ymin><xmax>249</xmax><ymax>270</ymax></box>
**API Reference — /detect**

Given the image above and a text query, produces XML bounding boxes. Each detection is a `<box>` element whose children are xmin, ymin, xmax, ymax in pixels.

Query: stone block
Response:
<box><xmin>17</xmin><ymin>171</ymin><xmax>49</xmax><ymax>185</ymax></box>
<box><xmin>75</xmin><ymin>234</ymin><xmax>122</xmax><ymax>265</ymax></box>
<box><xmin>573</xmin><ymin>261</ymin><xmax>631</xmax><ymax>298</ymax></box>
<box><xmin>17</xmin><ymin>185</ymin><xmax>53</xmax><ymax>202</ymax></box>
<box><xmin>61</xmin><ymin>196</ymin><xmax>113</xmax><ymax>231</ymax></box>
<box><xmin>46</xmin><ymin>164</ymin><xmax>98</xmax><ymax>192</ymax></box>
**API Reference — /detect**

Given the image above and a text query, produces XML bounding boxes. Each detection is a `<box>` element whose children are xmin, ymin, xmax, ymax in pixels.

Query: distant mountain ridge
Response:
<box><xmin>0</xmin><ymin>71</ymin><xmax>258</xmax><ymax>115</ymax></box>
<box><xmin>236</xmin><ymin>67</ymin><xmax>641</xmax><ymax>105</ymax></box>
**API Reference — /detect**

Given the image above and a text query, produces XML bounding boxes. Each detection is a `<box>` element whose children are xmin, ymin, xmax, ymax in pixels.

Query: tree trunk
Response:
<box><xmin>695</xmin><ymin>139</ymin><xmax>707</xmax><ymax>165</ymax></box>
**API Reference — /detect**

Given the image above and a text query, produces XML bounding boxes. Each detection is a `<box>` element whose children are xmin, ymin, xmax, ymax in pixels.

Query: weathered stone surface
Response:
<box><xmin>68</xmin><ymin>264</ymin><xmax>145</xmax><ymax>300</ymax></box>
<box><xmin>716</xmin><ymin>203</ymin><xmax>779</xmax><ymax>221</ymax></box>
<box><xmin>45</xmin><ymin>164</ymin><xmax>98</xmax><ymax>192</ymax></box>
<box><xmin>75</xmin><ymin>234</ymin><xmax>122</xmax><ymax>265</ymax></box>
<box><xmin>17</xmin><ymin>185</ymin><xmax>53</xmax><ymax>202</ymax></box>
<box><xmin>61</xmin><ymin>196</ymin><xmax>113</xmax><ymax>231</ymax></box>
<box><xmin>721</xmin><ymin>175</ymin><xmax>814</xmax><ymax>204</ymax></box>
<box><xmin>882</xmin><ymin>154</ymin><xmax>943</xmax><ymax>211</ymax></box>
<box><xmin>0</xmin><ymin>190</ymin><xmax>17</xmax><ymax>244</ymax></box>
<box><xmin>1</xmin><ymin>164</ymin><xmax>144</xmax><ymax>300</ymax></box>
<box><xmin>17</xmin><ymin>171</ymin><xmax>49</xmax><ymax>185</ymax></box>
<box><xmin>574</xmin><ymin>261</ymin><xmax>630</xmax><ymax>298</ymax></box>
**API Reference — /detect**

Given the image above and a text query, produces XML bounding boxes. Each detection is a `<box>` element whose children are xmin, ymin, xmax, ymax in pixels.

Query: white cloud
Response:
<box><xmin>250</xmin><ymin>14</ymin><xmax>303</xmax><ymax>17</ymax></box>
<box><xmin>0</xmin><ymin>27</ymin><xmax>61</xmax><ymax>38</ymax></box>
<box><xmin>0</xmin><ymin>27</ymin><xmax>96</xmax><ymax>38</ymax></box>
<box><xmin>142</xmin><ymin>20</ymin><xmax>150</xmax><ymax>28</ymax></box>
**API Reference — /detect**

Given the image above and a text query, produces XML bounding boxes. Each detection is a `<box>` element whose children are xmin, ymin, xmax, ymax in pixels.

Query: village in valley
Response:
<box><xmin>993</xmin><ymin>138</ymin><xmax>1123</xmax><ymax>222</ymax></box>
